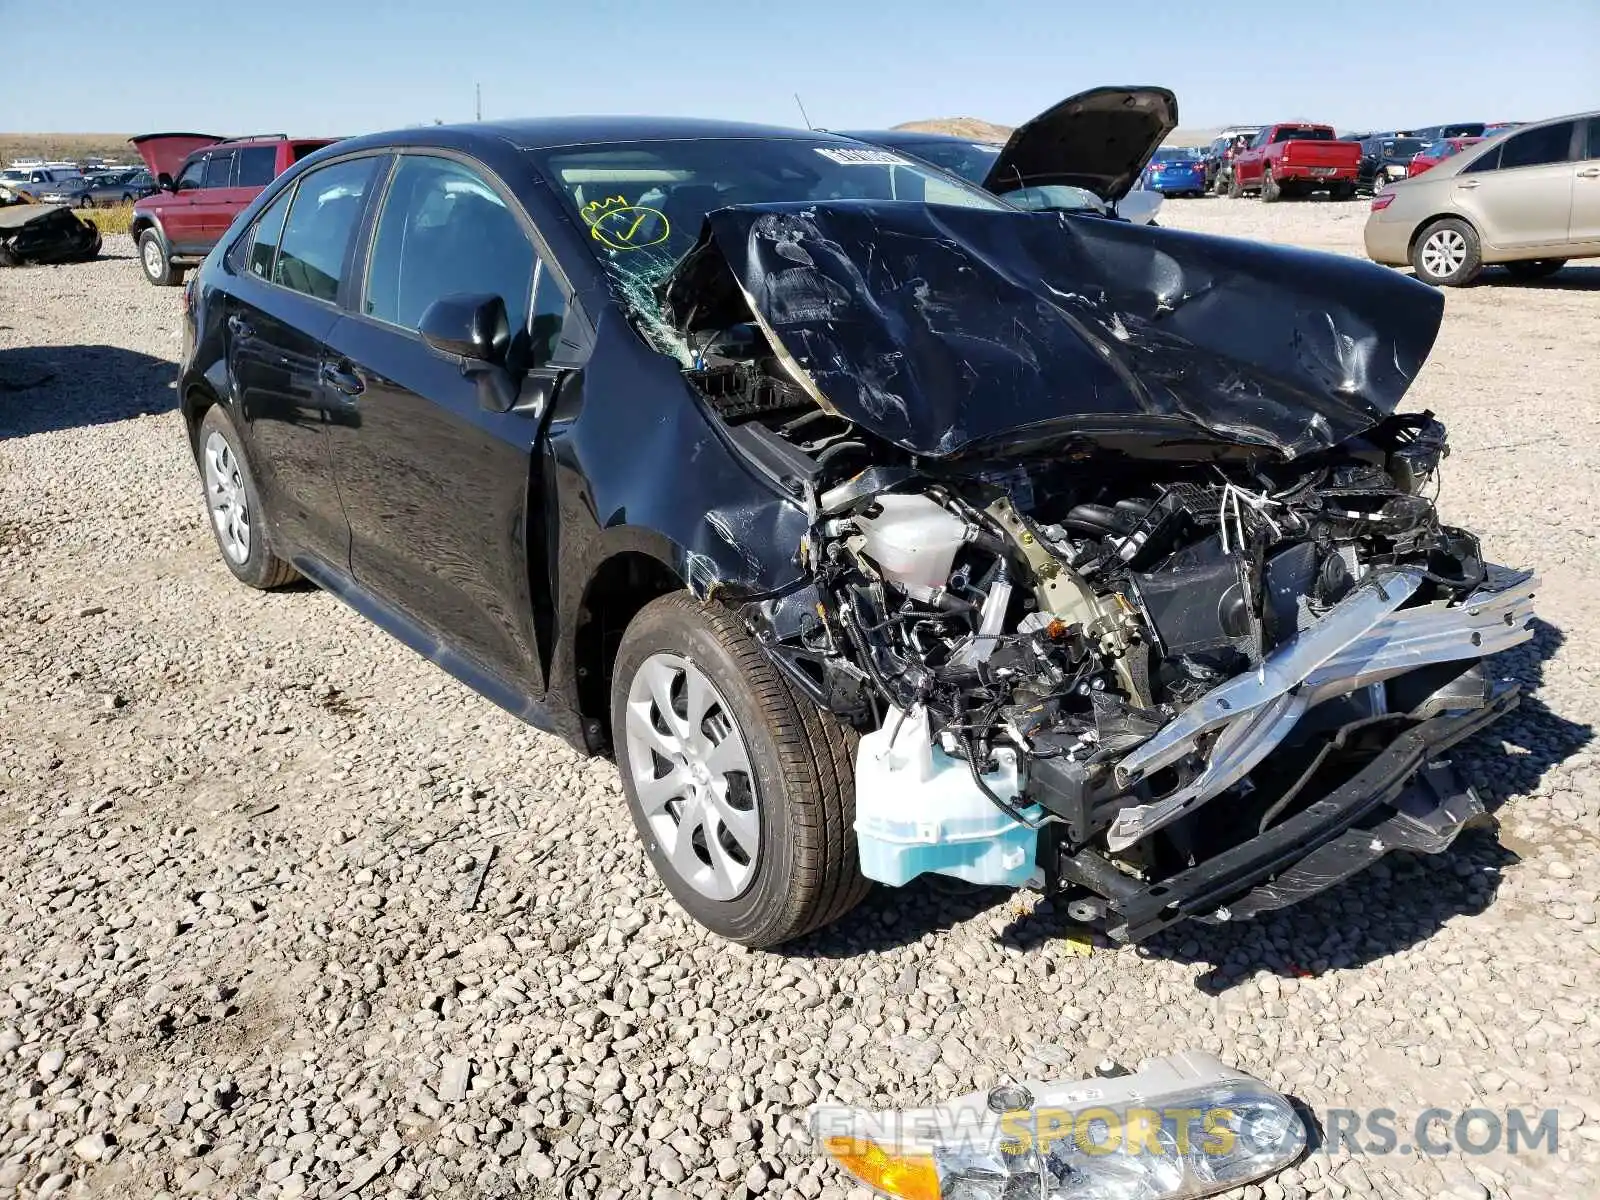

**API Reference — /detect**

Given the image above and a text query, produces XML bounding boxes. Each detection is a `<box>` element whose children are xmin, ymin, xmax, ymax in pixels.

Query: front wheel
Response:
<box><xmin>137</xmin><ymin>228</ymin><xmax>183</xmax><ymax>287</ymax></box>
<box><xmin>1503</xmin><ymin>259</ymin><xmax>1566</xmax><ymax>281</ymax></box>
<box><xmin>1411</xmin><ymin>218</ymin><xmax>1483</xmax><ymax>286</ymax></box>
<box><xmin>611</xmin><ymin>593</ymin><xmax>868</xmax><ymax>947</ymax></box>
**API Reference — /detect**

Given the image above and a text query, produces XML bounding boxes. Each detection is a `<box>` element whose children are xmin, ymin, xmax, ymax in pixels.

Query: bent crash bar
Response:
<box><xmin>1106</xmin><ymin>566</ymin><xmax>1537</xmax><ymax>851</ymax></box>
<box><xmin>1105</xmin><ymin>686</ymin><xmax>1516</xmax><ymax>943</ymax></box>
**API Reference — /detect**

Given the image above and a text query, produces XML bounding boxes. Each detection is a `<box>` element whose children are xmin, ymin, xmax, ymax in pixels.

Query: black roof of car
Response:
<box><xmin>373</xmin><ymin>116</ymin><xmax>858</xmax><ymax>153</ymax></box>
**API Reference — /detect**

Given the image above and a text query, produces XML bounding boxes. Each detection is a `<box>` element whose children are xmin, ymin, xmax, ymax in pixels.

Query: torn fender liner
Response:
<box><xmin>662</xmin><ymin>202</ymin><xmax>1444</xmax><ymax>460</ymax></box>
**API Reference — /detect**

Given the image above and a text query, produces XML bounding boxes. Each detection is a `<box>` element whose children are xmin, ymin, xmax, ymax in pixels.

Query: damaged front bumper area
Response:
<box><xmin>1069</xmin><ymin>679</ymin><xmax>1518</xmax><ymax>944</ymax></box>
<box><xmin>655</xmin><ymin>200</ymin><xmax>1536</xmax><ymax>941</ymax></box>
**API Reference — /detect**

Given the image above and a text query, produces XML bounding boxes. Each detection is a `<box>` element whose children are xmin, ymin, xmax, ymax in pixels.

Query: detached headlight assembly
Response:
<box><xmin>813</xmin><ymin>1052</ymin><xmax>1304</xmax><ymax>1200</ymax></box>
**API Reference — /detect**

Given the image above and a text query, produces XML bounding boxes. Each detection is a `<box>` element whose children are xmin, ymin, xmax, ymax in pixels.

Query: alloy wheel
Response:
<box><xmin>624</xmin><ymin>652</ymin><xmax>760</xmax><ymax>902</ymax></box>
<box><xmin>142</xmin><ymin>237</ymin><xmax>164</xmax><ymax>279</ymax></box>
<box><xmin>203</xmin><ymin>430</ymin><xmax>251</xmax><ymax>564</ymax></box>
<box><xmin>1421</xmin><ymin>228</ymin><xmax>1468</xmax><ymax>279</ymax></box>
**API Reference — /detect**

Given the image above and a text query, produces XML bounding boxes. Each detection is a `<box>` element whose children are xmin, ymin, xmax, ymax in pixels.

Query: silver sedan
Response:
<box><xmin>1364</xmin><ymin>110</ymin><xmax>1600</xmax><ymax>285</ymax></box>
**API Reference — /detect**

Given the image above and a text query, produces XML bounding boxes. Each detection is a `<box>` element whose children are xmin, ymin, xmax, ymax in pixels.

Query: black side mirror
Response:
<box><xmin>420</xmin><ymin>294</ymin><xmax>510</xmax><ymax>366</ymax></box>
<box><xmin>157</xmin><ymin>172</ymin><xmax>175</xmax><ymax>192</ymax></box>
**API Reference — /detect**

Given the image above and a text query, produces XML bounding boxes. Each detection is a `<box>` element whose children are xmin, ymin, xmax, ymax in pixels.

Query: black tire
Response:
<box><xmin>611</xmin><ymin>593</ymin><xmax>868</xmax><ymax>947</ymax></box>
<box><xmin>1261</xmin><ymin>168</ymin><xmax>1281</xmax><ymax>203</ymax></box>
<box><xmin>1503</xmin><ymin>259</ymin><xmax>1566</xmax><ymax>281</ymax></box>
<box><xmin>195</xmin><ymin>406</ymin><xmax>299</xmax><ymax>589</ymax></box>
<box><xmin>137</xmin><ymin>227</ymin><xmax>183</xmax><ymax>287</ymax></box>
<box><xmin>1226</xmin><ymin>169</ymin><xmax>1243</xmax><ymax>198</ymax></box>
<box><xmin>1330</xmin><ymin>181</ymin><xmax>1356</xmax><ymax>201</ymax></box>
<box><xmin>1410</xmin><ymin>217</ymin><xmax>1483</xmax><ymax>287</ymax></box>
<box><xmin>78</xmin><ymin>194</ymin><xmax>94</xmax><ymax>209</ymax></box>
<box><xmin>121</xmin><ymin>192</ymin><xmax>134</xmax><ymax>204</ymax></box>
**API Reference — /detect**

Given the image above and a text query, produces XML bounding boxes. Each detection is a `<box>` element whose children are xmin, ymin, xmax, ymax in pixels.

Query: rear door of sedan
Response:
<box><xmin>319</xmin><ymin>151</ymin><xmax>579</xmax><ymax>695</ymax></box>
<box><xmin>1456</xmin><ymin>120</ymin><xmax>1578</xmax><ymax>249</ymax></box>
<box><xmin>1568</xmin><ymin>115</ymin><xmax>1600</xmax><ymax>248</ymax></box>
<box><xmin>222</xmin><ymin>153</ymin><xmax>387</xmax><ymax>566</ymax></box>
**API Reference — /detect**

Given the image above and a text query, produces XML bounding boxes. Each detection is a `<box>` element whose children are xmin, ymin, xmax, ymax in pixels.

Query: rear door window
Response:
<box><xmin>203</xmin><ymin>152</ymin><xmax>235</xmax><ymax>189</ymax></box>
<box><xmin>272</xmin><ymin>157</ymin><xmax>379</xmax><ymax>303</ymax></box>
<box><xmin>246</xmin><ymin>187</ymin><xmax>294</xmax><ymax>279</ymax></box>
<box><xmin>236</xmin><ymin>146</ymin><xmax>278</xmax><ymax>188</ymax></box>
<box><xmin>1499</xmin><ymin>122</ymin><xmax>1576</xmax><ymax>170</ymax></box>
<box><xmin>364</xmin><ymin>155</ymin><xmax>534</xmax><ymax>332</ymax></box>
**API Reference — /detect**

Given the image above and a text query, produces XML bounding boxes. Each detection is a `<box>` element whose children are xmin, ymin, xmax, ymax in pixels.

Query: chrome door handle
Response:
<box><xmin>1577</xmin><ymin>166</ymin><xmax>1600</xmax><ymax>178</ymax></box>
<box><xmin>1457</xmin><ymin>180</ymin><xmax>1479</xmax><ymax>189</ymax></box>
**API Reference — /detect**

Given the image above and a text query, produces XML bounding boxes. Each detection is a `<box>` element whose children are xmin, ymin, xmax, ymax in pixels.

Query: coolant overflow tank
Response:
<box><xmin>854</xmin><ymin>494</ymin><xmax>969</xmax><ymax>595</ymax></box>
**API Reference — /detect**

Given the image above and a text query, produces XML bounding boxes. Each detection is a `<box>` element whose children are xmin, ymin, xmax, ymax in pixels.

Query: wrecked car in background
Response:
<box><xmin>0</xmin><ymin>204</ymin><xmax>101</xmax><ymax>266</ymax></box>
<box><xmin>178</xmin><ymin>94</ymin><xmax>1537</xmax><ymax>951</ymax></box>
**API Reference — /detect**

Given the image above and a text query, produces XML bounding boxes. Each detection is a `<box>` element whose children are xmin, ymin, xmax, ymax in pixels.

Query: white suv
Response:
<box><xmin>0</xmin><ymin>167</ymin><xmax>82</xmax><ymax>202</ymax></box>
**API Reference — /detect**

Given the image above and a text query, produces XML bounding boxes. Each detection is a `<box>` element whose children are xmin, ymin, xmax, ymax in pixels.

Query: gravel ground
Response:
<box><xmin>1</xmin><ymin>211</ymin><xmax>1598</xmax><ymax>1200</ymax></box>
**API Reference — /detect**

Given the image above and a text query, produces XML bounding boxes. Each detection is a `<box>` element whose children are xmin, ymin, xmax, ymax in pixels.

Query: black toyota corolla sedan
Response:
<box><xmin>180</xmin><ymin>96</ymin><xmax>1536</xmax><ymax>949</ymax></box>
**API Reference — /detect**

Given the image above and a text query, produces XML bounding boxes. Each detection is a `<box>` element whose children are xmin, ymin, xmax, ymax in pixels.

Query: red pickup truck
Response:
<box><xmin>1228</xmin><ymin>124</ymin><xmax>1362</xmax><ymax>202</ymax></box>
<box><xmin>127</xmin><ymin>133</ymin><xmax>334</xmax><ymax>286</ymax></box>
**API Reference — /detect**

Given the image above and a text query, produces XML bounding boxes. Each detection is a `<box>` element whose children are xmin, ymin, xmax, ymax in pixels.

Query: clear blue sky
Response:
<box><xmin>3</xmin><ymin>0</ymin><xmax>1595</xmax><ymax>136</ymax></box>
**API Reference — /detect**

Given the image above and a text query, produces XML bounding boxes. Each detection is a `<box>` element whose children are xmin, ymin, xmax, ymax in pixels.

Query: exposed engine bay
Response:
<box><xmin>647</xmin><ymin>200</ymin><xmax>1537</xmax><ymax>942</ymax></box>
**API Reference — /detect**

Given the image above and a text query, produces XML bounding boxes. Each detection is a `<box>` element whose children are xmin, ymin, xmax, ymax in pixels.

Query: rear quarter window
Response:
<box><xmin>236</xmin><ymin>146</ymin><xmax>278</xmax><ymax>188</ymax></box>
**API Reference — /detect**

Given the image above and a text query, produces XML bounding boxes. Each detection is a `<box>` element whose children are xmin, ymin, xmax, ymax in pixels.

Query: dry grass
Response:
<box><xmin>88</xmin><ymin>203</ymin><xmax>136</xmax><ymax>236</ymax></box>
<box><xmin>1</xmin><ymin>133</ymin><xmax>135</xmax><ymax>166</ymax></box>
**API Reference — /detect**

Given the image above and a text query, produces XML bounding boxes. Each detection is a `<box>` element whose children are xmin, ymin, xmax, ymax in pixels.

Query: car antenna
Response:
<box><xmin>794</xmin><ymin>93</ymin><xmax>816</xmax><ymax>131</ymax></box>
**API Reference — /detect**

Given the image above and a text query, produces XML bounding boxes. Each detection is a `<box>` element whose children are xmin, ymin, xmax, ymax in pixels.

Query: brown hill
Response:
<box><xmin>891</xmin><ymin>117</ymin><xmax>1013</xmax><ymax>143</ymax></box>
<box><xmin>1</xmin><ymin>132</ymin><xmax>135</xmax><ymax>166</ymax></box>
<box><xmin>892</xmin><ymin>118</ymin><xmax>1223</xmax><ymax>148</ymax></box>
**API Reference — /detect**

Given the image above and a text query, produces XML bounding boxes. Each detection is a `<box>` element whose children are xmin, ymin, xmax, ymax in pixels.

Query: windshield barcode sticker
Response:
<box><xmin>815</xmin><ymin>148</ymin><xmax>911</xmax><ymax>166</ymax></box>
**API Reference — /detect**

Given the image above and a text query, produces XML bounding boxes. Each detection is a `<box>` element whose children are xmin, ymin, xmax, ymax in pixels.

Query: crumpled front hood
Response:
<box><xmin>661</xmin><ymin>201</ymin><xmax>1445</xmax><ymax>460</ymax></box>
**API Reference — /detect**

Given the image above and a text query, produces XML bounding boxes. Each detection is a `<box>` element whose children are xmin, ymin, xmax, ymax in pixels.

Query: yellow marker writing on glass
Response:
<box><xmin>580</xmin><ymin>194</ymin><xmax>670</xmax><ymax>251</ymax></box>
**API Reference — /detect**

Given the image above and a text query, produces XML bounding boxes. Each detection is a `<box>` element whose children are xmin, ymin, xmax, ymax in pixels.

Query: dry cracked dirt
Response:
<box><xmin>1</xmin><ymin>202</ymin><xmax>1598</xmax><ymax>1200</ymax></box>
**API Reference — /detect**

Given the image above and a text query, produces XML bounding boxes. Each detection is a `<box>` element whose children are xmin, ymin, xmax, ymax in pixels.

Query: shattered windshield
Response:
<box><xmin>533</xmin><ymin>137</ymin><xmax>1007</xmax><ymax>359</ymax></box>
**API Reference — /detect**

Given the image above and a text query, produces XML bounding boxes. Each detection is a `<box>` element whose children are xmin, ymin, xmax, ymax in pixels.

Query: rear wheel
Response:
<box><xmin>1503</xmin><ymin>258</ymin><xmax>1566</xmax><ymax>281</ymax></box>
<box><xmin>137</xmin><ymin>228</ymin><xmax>183</xmax><ymax>287</ymax></box>
<box><xmin>1411</xmin><ymin>218</ymin><xmax>1483</xmax><ymax>286</ymax></box>
<box><xmin>1330</xmin><ymin>181</ymin><xmax>1356</xmax><ymax>201</ymax></box>
<box><xmin>1226</xmin><ymin>169</ymin><xmax>1242</xmax><ymax>198</ymax></box>
<box><xmin>611</xmin><ymin>593</ymin><xmax>868</xmax><ymax>947</ymax></box>
<box><xmin>1261</xmin><ymin>168</ymin><xmax>1281</xmax><ymax>202</ymax></box>
<box><xmin>197</xmin><ymin>406</ymin><xmax>299</xmax><ymax>589</ymax></box>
